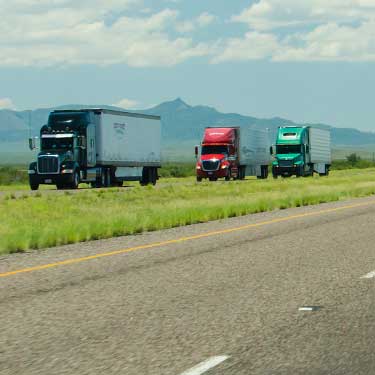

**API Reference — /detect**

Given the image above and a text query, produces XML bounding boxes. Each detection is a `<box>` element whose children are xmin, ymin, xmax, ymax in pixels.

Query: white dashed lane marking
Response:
<box><xmin>361</xmin><ymin>270</ymin><xmax>375</xmax><ymax>279</ymax></box>
<box><xmin>179</xmin><ymin>356</ymin><xmax>229</xmax><ymax>375</ymax></box>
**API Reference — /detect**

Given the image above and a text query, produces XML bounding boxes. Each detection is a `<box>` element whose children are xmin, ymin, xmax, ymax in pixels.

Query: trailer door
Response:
<box><xmin>87</xmin><ymin>123</ymin><xmax>96</xmax><ymax>167</ymax></box>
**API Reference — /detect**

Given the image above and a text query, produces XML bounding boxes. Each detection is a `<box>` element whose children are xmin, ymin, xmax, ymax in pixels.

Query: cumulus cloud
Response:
<box><xmin>213</xmin><ymin>0</ymin><xmax>375</xmax><ymax>62</ymax></box>
<box><xmin>112</xmin><ymin>98</ymin><xmax>140</xmax><ymax>109</ymax></box>
<box><xmin>176</xmin><ymin>12</ymin><xmax>216</xmax><ymax>33</ymax></box>
<box><xmin>0</xmin><ymin>98</ymin><xmax>16</xmax><ymax>110</ymax></box>
<box><xmin>212</xmin><ymin>32</ymin><xmax>279</xmax><ymax>63</ymax></box>
<box><xmin>0</xmin><ymin>1</ymin><xmax>211</xmax><ymax>67</ymax></box>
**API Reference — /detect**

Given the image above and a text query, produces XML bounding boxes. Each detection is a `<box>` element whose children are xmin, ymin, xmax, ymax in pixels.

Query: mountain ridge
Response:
<box><xmin>1</xmin><ymin>98</ymin><xmax>375</xmax><ymax>152</ymax></box>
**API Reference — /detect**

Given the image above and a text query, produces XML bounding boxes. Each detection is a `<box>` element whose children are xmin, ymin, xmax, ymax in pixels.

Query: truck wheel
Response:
<box><xmin>225</xmin><ymin>169</ymin><xmax>231</xmax><ymax>181</ymax></box>
<box><xmin>56</xmin><ymin>182</ymin><xmax>65</xmax><ymax>190</ymax></box>
<box><xmin>151</xmin><ymin>168</ymin><xmax>157</xmax><ymax>186</ymax></box>
<box><xmin>140</xmin><ymin>167</ymin><xmax>149</xmax><ymax>186</ymax></box>
<box><xmin>273</xmin><ymin>174</ymin><xmax>278</xmax><ymax>179</ymax></box>
<box><xmin>30</xmin><ymin>180</ymin><xmax>39</xmax><ymax>191</ymax></box>
<box><xmin>196</xmin><ymin>176</ymin><xmax>202</xmax><ymax>182</ymax></box>
<box><xmin>71</xmin><ymin>170</ymin><xmax>80</xmax><ymax>189</ymax></box>
<box><xmin>239</xmin><ymin>166</ymin><xmax>245</xmax><ymax>180</ymax></box>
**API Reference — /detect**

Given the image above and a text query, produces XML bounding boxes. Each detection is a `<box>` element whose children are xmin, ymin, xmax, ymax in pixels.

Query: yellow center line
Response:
<box><xmin>1</xmin><ymin>200</ymin><xmax>374</xmax><ymax>278</ymax></box>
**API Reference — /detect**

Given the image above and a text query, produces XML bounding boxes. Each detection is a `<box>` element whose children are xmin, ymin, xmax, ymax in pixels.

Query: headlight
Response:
<box><xmin>196</xmin><ymin>165</ymin><xmax>201</xmax><ymax>170</ymax></box>
<box><xmin>221</xmin><ymin>165</ymin><xmax>229</xmax><ymax>169</ymax></box>
<box><xmin>61</xmin><ymin>169</ymin><xmax>74</xmax><ymax>174</ymax></box>
<box><xmin>28</xmin><ymin>170</ymin><xmax>36</xmax><ymax>174</ymax></box>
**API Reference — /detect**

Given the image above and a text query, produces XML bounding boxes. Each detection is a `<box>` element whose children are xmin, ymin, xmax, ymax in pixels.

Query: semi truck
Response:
<box><xmin>28</xmin><ymin>108</ymin><xmax>161</xmax><ymax>190</ymax></box>
<box><xmin>272</xmin><ymin>126</ymin><xmax>331</xmax><ymax>178</ymax></box>
<box><xmin>195</xmin><ymin>126</ymin><xmax>271</xmax><ymax>181</ymax></box>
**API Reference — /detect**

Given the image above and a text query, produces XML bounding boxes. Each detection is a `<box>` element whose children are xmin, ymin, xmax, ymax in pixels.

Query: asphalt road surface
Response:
<box><xmin>2</xmin><ymin>196</ymin><xmax>375</xmax><ymax>374</ymax></box>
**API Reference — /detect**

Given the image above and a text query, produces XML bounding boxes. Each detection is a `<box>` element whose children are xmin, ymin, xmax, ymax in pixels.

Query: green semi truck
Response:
<box><xmin>272</xmin><ymin>126</ymin><xmax>331</xmax><ymax>178</ymax></box>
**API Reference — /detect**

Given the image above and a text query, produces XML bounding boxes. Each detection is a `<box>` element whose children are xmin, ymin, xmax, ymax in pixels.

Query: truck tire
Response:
<box><xmin>56</xmin><ymin>182</ymin><xmax>65</xmax><ymax>190</ymax></box>
<box><xmin>30</xmin><ymin>180</ymin><xmax>39</xmax><ymax>191</ymax></box>
<box><xmin>151</xmin><ymin>168</ymin><xmax>157</xmax><ymax>186</ymax></box>
<box><xmin>71</xmin><ymin>170</ymin><xmax>80</xmax><ymax>189</ymax></box>
<box><xmin>140</xmin><ymin>167</ymin><xmax>149</xmax><ymax>186</ymax></box>
<box><xmin>239</xmin><ymin>166</ymin><xmax>245</xmax><ymax>180</ymax></box>
<box><xmin>196</xmin><ymin>176</ymin><xmax>202</xmax><ymax>182</ymax></box>
<box><xmin>225</xmin><ymin>169</ymin><xmax>231</xmax><ymax>181</ymax></box>
<box><xmin>257</xmin><ymin>165</ymin><xmax>268</xmax><ymax>179</ymax></box>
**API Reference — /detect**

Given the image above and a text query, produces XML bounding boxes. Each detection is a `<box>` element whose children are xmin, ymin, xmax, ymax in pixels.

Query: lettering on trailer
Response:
<box><xmin>114</xmin><ymin>122</ymin><xmax>126</xmax><ymax>138</ymax></box>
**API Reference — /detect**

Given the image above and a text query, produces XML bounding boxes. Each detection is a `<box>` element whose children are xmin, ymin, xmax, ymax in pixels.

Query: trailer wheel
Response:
<box><xmin>257</xmin><ymin>165</ymin><xmax>268</xmax><ymax>179</ymax></box>
<box><xmin>140</xmin><ymin>167</ymin><xmax>149</xmax><ymax>186</ymax></box>
<box><xmin>239</xmin><ymin>166</ymin><xmax>245</xmax><ymax>180</ymax></box>
<box><xmin>151</xmin><ymin>168</ymin><xmax>157</xmax><ymax>186</ymax></box>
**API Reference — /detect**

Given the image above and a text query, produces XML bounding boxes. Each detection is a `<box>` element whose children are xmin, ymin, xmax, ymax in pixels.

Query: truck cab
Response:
<box><xmin>28</xmin><ymin>111</ymin><xmax>95</xmax><ymax>190</ymax></box>
<box><xmin>196</xmin><ymin>128</ymin><xmax>239</xmax><ymax>181</ymax></box>
<box><xmin>272</xmin><ymin>126</ymin><xmax>331</xmax><ymax>178</ymax></box>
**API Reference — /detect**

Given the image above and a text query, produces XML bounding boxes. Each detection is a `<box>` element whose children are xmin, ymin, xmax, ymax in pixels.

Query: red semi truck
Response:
<box><xmin>195</xmin><ymin>126</ymin><xmax>270</xmax><ymax>182</ymax></box>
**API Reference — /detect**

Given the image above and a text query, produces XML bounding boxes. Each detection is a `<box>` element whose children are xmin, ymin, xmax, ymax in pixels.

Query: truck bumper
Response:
<box><xmin>30</xmin><ymin>174</ymin><xmax>70</xmax><ymax>185</ymax></box>
<box><xmin>273</xmin><ymin>166</ymin><xmax>300</xmax><ymax>177</ymax></box>
<box><xmin>197</xmin><ymin>169</ymin><xmax>229</xmax><ymax>179</ymax></box>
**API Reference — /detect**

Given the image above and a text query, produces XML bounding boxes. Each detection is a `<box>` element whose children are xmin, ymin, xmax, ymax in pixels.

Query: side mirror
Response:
<box><xmin>305</xmin><ymin>145</ymin><xmax>309</xmax><ymax>153</ymax></box>
<box><xmin>269</xmin><ymin>146</ymin><xmax>274</xmax><ymax>155</ymax></box>
<box><xmin>194</xmin><ymin>145</ymin><xmax>199</xmax><ymax>159</ymax></box>
<box><xmin>28</xmin><ymin>137</ymin><xmax>38</xmax><ymax>150</ymax></box>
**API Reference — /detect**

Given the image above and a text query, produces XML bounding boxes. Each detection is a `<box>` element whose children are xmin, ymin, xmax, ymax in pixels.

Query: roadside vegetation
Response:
<box><xmin>0</xmin><ymin>155</ymin><xmax>374</xmax><ymax>185</ymax></box>
<box><xmin>1</xmin><ymin>168</ymin><xmax>375</xmax><ymax>254</ymax></box>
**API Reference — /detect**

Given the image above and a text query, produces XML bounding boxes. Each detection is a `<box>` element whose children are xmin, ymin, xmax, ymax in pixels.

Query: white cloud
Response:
<box><xmin>112</xmin><ymin>98</ymin><xmax>140</xmax><ymax>109</ymax></box>
<box><xmin>0</xmin><ymin>2</ymin><xmax>211</xmax><ymax>67</ymax></box>
<box><xmin>212</xmin><ymin>32</ymin><xmax>279</xmax><ymax>63</ymax></box>
<box><xmin>231</xmin><ymin>0</ymin><xmax>375</xmax><ymax>31</ymax></box>
<box><xmin>176</xmin><ymin>12</ymin><xmax>216</xmax><ymax>33</ymax></box>
<box><xmin>213</xmin><ymin>0</ymin><xmax>375</xmax><ymax>63</ymax></box>
<box><xmin>0</xmin><ymin>98</ymin><xmax>16</xmax><ymax>110</ymax></box>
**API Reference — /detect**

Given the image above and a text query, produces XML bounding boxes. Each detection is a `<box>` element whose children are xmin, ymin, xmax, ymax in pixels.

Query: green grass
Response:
<box><xmin>1</xmin><ymin>168</ymin><xmax>375</xmax><ymax>254</ymax></box>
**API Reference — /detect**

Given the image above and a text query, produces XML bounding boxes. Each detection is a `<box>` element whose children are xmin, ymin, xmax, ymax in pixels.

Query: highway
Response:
<box><xmin>1</xmin><ymin>196</ymin><xmax>375</xmax><ymax>374</ymax></box>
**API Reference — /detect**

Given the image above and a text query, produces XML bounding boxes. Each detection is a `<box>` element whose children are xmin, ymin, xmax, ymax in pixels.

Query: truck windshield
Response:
<box><xmin>276</xmin><ymin>145</ymin><xmax>302</xmax><ymax>154</ymax></box>
<box><xmin>41</xmin><ymin>137</ymin><xmax>73</xmax><ymax>151</ymax></box>
<box><xmin>201</xmin><ymin>145</ymin><xmax>228</xmax><ymax>155</ymax></box>
<box><xmin>48</xmin><ymin>112</ymin><xmax>89</xmax><ymax>127</ymax></box>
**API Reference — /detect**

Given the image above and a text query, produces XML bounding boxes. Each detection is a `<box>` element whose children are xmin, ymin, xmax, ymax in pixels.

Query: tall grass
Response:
<box><xmin>1</xmin><ymin>169</ymin><xmax>375</xmax><ymax>254</ymax></box>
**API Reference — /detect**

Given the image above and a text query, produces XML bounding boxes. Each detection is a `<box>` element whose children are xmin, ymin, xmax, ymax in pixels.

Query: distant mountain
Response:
<box><xmin>1</xmin><ymin>98</ymin><xmax>375</xmax><ymax>162</ymax></box>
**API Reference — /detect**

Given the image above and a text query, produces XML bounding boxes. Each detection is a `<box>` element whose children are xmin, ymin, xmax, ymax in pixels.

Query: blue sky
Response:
<box><xmin>1</xmin><ymin>0</ymin><xmax>375</xmax><ymax>131</ymax></box>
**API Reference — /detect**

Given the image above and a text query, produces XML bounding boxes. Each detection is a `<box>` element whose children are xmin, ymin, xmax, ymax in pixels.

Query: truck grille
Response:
<box><xmin>279</xmin><ymin>160</ymin><xmax>293</xmax><ymax>167</ymax></box>
<box><xmin>202</xmin><ymin>160</ymin><xmax>220</xmax><ymax>171</ymax></box>
<box><xmin>38</xmin><ymin>156</ymin><xmax>59</xmax><ymax>174</ymax></box>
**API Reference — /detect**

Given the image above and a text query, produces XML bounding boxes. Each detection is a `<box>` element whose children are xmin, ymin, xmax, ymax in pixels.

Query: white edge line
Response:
<box><xmin>361</xmin><ymin>270</ymin><xmax>375</xmax><ymax>279</ymax></box>
<box><xmin>179</xmin><ymin>355</ymin><xmax>229</xmax><ymax>375</ymax></box>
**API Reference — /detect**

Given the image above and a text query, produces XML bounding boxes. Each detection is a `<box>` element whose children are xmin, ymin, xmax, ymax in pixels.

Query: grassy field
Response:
<box><xmin>1</xmin><ymin>168</ymin><xmax>375</xmax><ymax>254</ymax></box>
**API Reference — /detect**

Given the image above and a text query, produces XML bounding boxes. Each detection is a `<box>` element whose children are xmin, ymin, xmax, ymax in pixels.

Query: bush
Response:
<box><xmin>0</xmin><ymin>166</ymin><xmax>28</xmax><ymax>185</ymax></box>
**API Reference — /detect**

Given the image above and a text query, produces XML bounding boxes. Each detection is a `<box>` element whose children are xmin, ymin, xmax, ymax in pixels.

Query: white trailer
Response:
<box><xmin>308</xmin><ymin>127</ymin><xmax>331</xmax><ymax>175</ymax></box>
<box><xmin>239</xmin><ymin>126</ymin><xmax>271</xmax><ymax>178</ymax></box>
<box><xmin>96</xmin><ymin>111</ymin><xmax>161</xmax><ymax>167</ymax></box>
